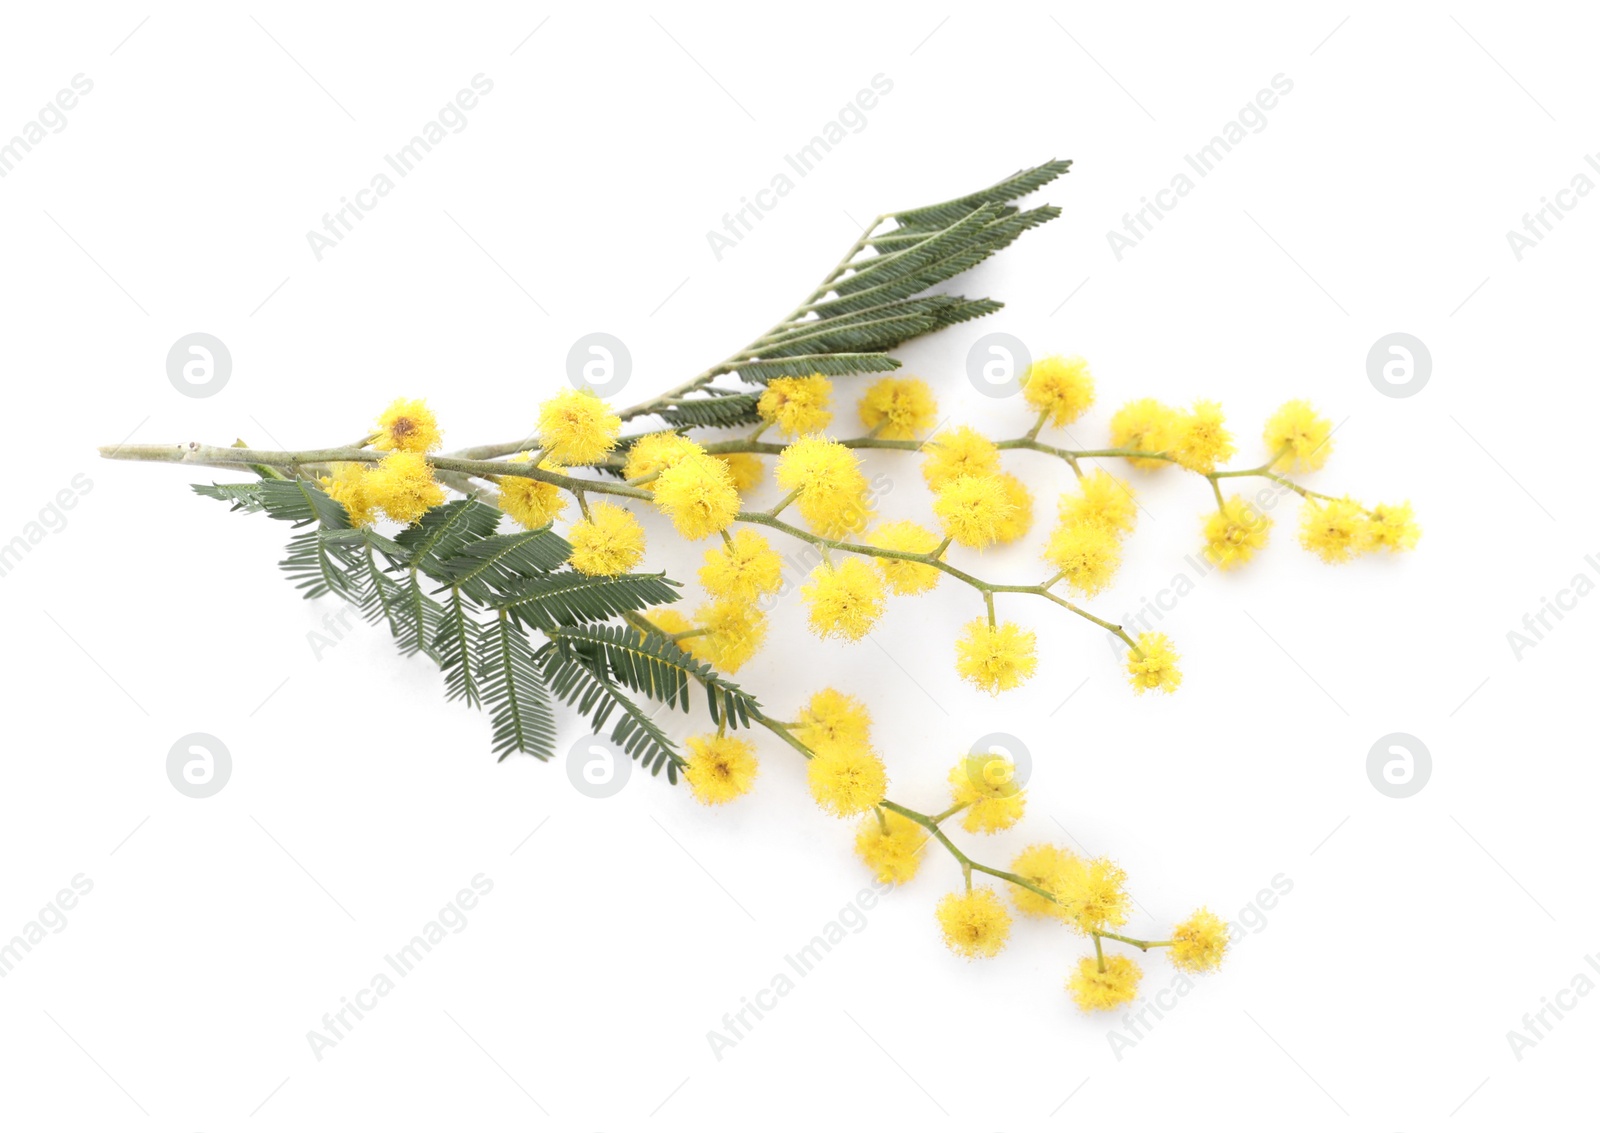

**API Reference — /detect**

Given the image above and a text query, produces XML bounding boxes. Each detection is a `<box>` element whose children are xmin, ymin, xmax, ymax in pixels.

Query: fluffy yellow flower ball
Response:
<box><xmin>1021</xmin><ymin>354</ymin><xmax>1095</xmax><ymax>426</ymax></box>
<box><xmin>1067</xmin><ymin>954</ymin><xmax>1142</xmax><ymax>1011</ymax></box>
<box><xmin>858</xmin><ymin>376</ymin><xmax>937</xmax><ymax>439</ymax></box>
<box><xmin>921</xmin><ymin>426</ymin><xmax>1000</xmax><ymax>490</ymax></box>
<box><xmin>1172</xmin><ymin>399</ymin><xmax>1235</xmax><ymax>474</ymax></box>
<box><xmin>854</xmin><ymin>810</ymin><xmax>927</xmax><ymax>885</ymax></box>
<box><xmin>651</xmin><ymin>452</ymin><xmax>741</xmax><ymax>540</ymax></box>
<box><xmin>1202</xmin><ymin>496</ymin><xmax>1272</xmax><ymax>570</ymax></box>
<box><xmin>1298</xmin><ymin>496</ymin><xmax>1367</xmax><ymax>563</ymax></box>
<box><xmin>948</xmin><ymin>753</ymin><xmax>1026</xmax><ymax>834</ymax></box>
<box><xmin>373</xmin><ymin>397</ymin><xmax>443</xmax><ymax>454</ymax></box>
<box><xmin>716</xmin><ymin>452</ymin><xmax>764</xmax><ymax>493</ymax></box>
<box><xmin>954</xmin><ymin>619</ymin><xmax>1037</xmax><ymax>695</ymax></box>
<box><xmin>775</xmin><ymin>436</ymin><xmax>873</xmax><ymax>537</ymax></box>
<box><xmin>933</xmin><ymin>474</ymin><xmax>1017</xmax><ymax>549</ymax></box>
<box><xmin>536</xmin><ymin>388</ymin><xmax>621</xmax><ymax>465</ymax></box>
<box><xmin>868</xmin><ymin>520</ymin><xmax>943</xmax><ymax>595</ymax></box>
<box><xmin>1170</xmin><ymin>908</ymin><xmax>1230</xmax><ymax>972</ymax></box>
<box><xmin>1263</xmin><ymin>399</ymin><xmax>1334</xmax><ymax>472</ymax></box>
<box><xmin>757</xmin><ymin>374</ymin><xmax>833</xmax><ymax>437</ymax></box>
<box><xmin>1044</xmin><ymin>523</ymin><xmax>1122</xmax><ymax>597</ymax></box>
<box><xmin>638</xmin><ymin>607</ymin><xmax>693</xmax><ymax>639</ymax></box>
<box><xmin>1058</xmin><ymin>470</ymin><xmax>1138</xmax><ymax>535</ymax></box>
<box><xmin>801</xmin><ymin>559</ymin><xmax>885</xmax><ymax>641</ymax></box>
<box><xmin>319</xmin><ymin>462</ymin><xmax>375</xmax><ymax>527</ymax></box>
<box><xmin>683</xmin><ymin>734</ymin><xmax>759</xmax><ymax>805</ymax></box>
<box><xmin>567</xmin><ymin>503</ymin><xmax>646</xmax><ymax>576</ymax></box>
<box><xmin>498</xmin><ymin>453</ymin><xmax>567</xmax><ymax>530</ymax></box>
<box><xmin>992</xmin><ymin>472</ymin><xmax>1035</xmax><ymax>543</ymax></box>
<box><xmin>1008</xmin><ymin>844</ymin><xmax>1080</xmax><ymax>920</ymax></box>
<box><xmin>1126</xmin><ymin>631</ymin><xmax>1181</xmax><ymax>694</ymax></box>
<box><xmin>1109</xmin><ymin>399</ymin><xmax>1179</xmax><ymax>470</ymax></box>
<box><xmin>700</xmin><ymin>529</ymin><xmax>784</xmax><ymax>603</ymax></box>
<box><xmin>623</xmin><ymin>432</ymin><xmax>703</xmax><ymax>481</ymax></box>
<box><xmin>794</xmin><ymin>689</ymin><xmax>872</xmax><ymax>756</ymax></box>
<box><xmin>1365</xmin><ymin>501</ymin><xmax>1421</xmax><ymax>552</ymax></box>
<box><xmin>807</xmin><ymin>743</ymin><xmax>887</xmax><ymax>816</ymax></box>
<box><xmin>689</xmin><ymin>599</ymin><xmax>767</xmax><ymax>673</ymax></box>
<box><xmin>1056</xmin><ymin>856</ymin><xmax>1131</xmax><ymax>934</ymax></box>
<box><xmin>364</xmin><ymin>452</ymin><xmax>445</xmax><ymax>523</ymax></box>
<box><xmin>936</xmin><ymin>887</ymin><xmax>1012</xmax><ymax>959</ymax></box>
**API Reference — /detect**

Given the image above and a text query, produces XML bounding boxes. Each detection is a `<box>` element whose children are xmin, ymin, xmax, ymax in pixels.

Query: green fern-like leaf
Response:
<box><xmin>281</xmin><ymin>530</ymin><xmax>359</xmax><ymax>599</ymax></box>
<box><xmin>435</xmin><ymin>587</ymin><xmax>486</xmax><ymax>708</ymax></box>
<box><xmin>729</xmin><ymin>353</ymin><xmax>900</xmax><ymax>382</ymax></box>
<box><xmin>433</xmin><ymin>527</ymin><xmax>572</xmax><ymax>603</ymax></box>
<box><xmin>257</xmin><ymin>478</ymin><xmax>351</xmax><ymax>529</ymax></box>
<box><xmin>395</xmin><ymin>569</ymin><xmax>446</xmax><ymax>659</ymax></box>
<box><xmin>834</xmin><ymin>204</ymin><xmax>1005</xmax><ymax>296</ymax></box>
<box><xmin>355</xmin><ymin>542</ymin><xmax>405</xmax><ymax>637</ymax></box>
<box><xmin>653</xmin><ymin>392</ymin><xmax>764</xmax><ymax>430</ymax></box>
<box><xmin>397</xmin><ymin>498</ymin><xmax>503</xmax><ymax>575</ymax></box>
<box><xmin>888</xmin><ymin>158</ymin><xmax>1072</xmax><ymax>230</ymax></box>
<box><xmin>192</xmin><ymin>481</ymin><xmax>268</xmax><ymax>512</ymax></box>
<box><xmin>761</xmin><ymin>313</ymin><xmax>941</xmax><ymax>358</ymax></box>
<box><xmin>494</xmin><ymin>571</ymin><xmax>680</xmax><ymax>631</ymax></box>
<box><xmin>483</xmin><ymin>613</ymin><xmax>557</xmax><ymax>761</ymax></box>
<box><xmin>537</xmin><ymin>642</ymin><xmax>684</xmax><ymax>780</ymax></box>
<box><xmin>555</xmin><ymin>621</ymin><xmax>759</xmax><ymax>729</ymax></box>
<box><xmin>811</xmin><ymin>207</ymin><xmax>1060</xmax><ymax>319</ymax></box>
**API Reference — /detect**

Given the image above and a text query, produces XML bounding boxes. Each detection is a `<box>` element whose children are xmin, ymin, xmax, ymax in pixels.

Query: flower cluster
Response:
<box><xmin>279</xmin><ymin>356</ymin><xmax>1411</xmax><ymax>1018</ymax></box>
<box><xmin>112</xmin><ymin>164</ymin><xmax>1409</xmax><ymax>1025</ymax></box>
<box><xmin>671</xmin><ymin>693</ymin><xmax>1230</xmax><ymax>1011</ymax></box>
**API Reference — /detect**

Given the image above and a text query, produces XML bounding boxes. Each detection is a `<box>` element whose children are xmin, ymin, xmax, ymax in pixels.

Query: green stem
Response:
<box><xmin>1096</xmin><ymin>931</ymin><xmax>1174</xmax><ymax>951</ymax></box>
<box><xmin>766</xmin><ymin>487</ymin><xmax>802</xmax><ymax>519</ymax></box>
<box><xmin>928</xmin><ymin>801</ymin><xmax>970</xmax><ymax>825</ymax></box>
<box><xmin>98</xmin><ymin>440</ymin><xmax>1142</xmax><ymax>647</ymax></box>
<box><xmin>599</xmin><ymin>213</ymin><xmax>887</xmax><ymax>428</ymax></box>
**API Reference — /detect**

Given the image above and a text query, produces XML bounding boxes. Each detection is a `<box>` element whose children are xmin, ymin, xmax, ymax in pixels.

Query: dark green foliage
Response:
<box><xmin>536</xmin><ymin>638</ymin><xmax>687</xmax><ymax>781</ymax></box>
<box><xmin>484</xmin><ymin>613</ymin><xmax>556</xmax><ymax>760</ymax></box>
<box><xmin>193</xmin><ymin>474</ymin><xmax>704</xmax><ymax>776</ymax></box>
<box><xmin>731</xmin><ymin>353</ymin><xmax>901</xmax><ymax>382</ymax></box>
<box><xmin>494</xmin><ymin>571</ymin><xmax>680</xmax><ymax>632</ymax></box>
<box><xmin>653</xmin><ymin>391</ymin><xmax>763</xmax><ymax>430</ymax></box>
<box><xmin>434</xmin><ymin>528</ymin><xmax>572</xmax><ymax>604</ymax></box>
<box><xmin>554</xmin><ymin>622</ymin><xmax>757</xmax><ymax>729</ymax></box>
<box><xmin>672</xmin><ymin>159</ymin><xmax>1067</xmax><ymax>395</ymax></box>
<box><xmin>888</xmin><ymin>159</ymin><xmax>1073</xmax><ymax>230</ymax></box>
<box><xmin>436</xmin><ymin>587</ymin><xmax>485</xmax><ymax>708</ymax></box>
<box><xmin>188</xmin><ymin>161</ymin><xmax>1067</xmax><ymax>779</ymax></box>
<box><xmin>395</xmin><ymin>499</ymin><xmax>502</xmax><ymax>571</ymax></box>
<box><xmin>280</xmin><ymin>528</ymin><xmax>359</xmax><ymax>600</ymax></box>
<box><xmin>193</xmin><ymin>481</ymin><xmax>269</xmax><ymax>512</ymax></box>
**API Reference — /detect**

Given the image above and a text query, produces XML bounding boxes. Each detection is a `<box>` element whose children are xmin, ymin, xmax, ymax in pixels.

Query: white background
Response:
<box><xmin>1</xmin><ymin>2</ymin><xmax>1595</xmax><ymax>1129</ymax></box>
